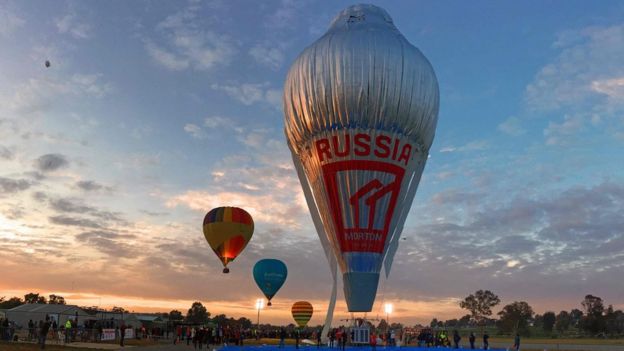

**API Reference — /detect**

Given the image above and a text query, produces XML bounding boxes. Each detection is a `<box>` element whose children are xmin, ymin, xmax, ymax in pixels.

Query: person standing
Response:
<box><xmin>370</xmin><ymin>331</ymin><xmax>377</xmax><ymax>351</ymax></box>
<box><xmin>469</xmin><ymin>332</ymin><xmax>476</xmax><ymax>349</ymax></box>
<box><xmin>316</xmin><ymin>329</ymin><xmax>322</xmax><ymax>348</ymax></box>
<box><xmin>340</xmin><ymin>328</ymin><xmax>347</xmax><ymax>351</ymax></box>
<box><xmin>295</xmin><ymin>329</ymin><xmax>300</xmax><ymax>349</ymax></box>
<box><xmin>64</xmin><ymin>319</ymin><xmax>72</xmax><ymax>344</ymax></box>
<box><xmin>453</xmin><ymin>330</ymin><xmax>461</xmax><ymax>349</ymax></box>
<box><xmin>39</xmin><ymin>317</ymin><xmax>51</xmax><ymax>349</ymax></box>
<box><xmin>513</xmin><ymin>333</ymin><xmax>520</xmax><ymax>351</ymax></box>
<box><xmin>120</xmin><ymin>323</ymin><xmax>126</xmax><ymax>347</ymax></box>
<box><xmin>482</xmin><ymin>332</ymin><xmax>489</xmax><ymax>350</ymax></box>
<box><xmin>279</xmin><ymin>327</ymin><xmax>286</xmax><ymax>348</ymax></box>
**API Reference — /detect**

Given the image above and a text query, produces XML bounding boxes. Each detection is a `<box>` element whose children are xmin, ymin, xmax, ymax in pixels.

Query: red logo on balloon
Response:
<box><xmin>322</xmin><ymin>160</ymin><xmax>405</xmax><ymax>253</ymax></box>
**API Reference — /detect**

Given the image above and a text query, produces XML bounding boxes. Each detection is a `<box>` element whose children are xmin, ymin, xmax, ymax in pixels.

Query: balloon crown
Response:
<box><xmin>328</xmin><ymin>4</ymin><xmax>397</xmax><ymax>32</ymax></box>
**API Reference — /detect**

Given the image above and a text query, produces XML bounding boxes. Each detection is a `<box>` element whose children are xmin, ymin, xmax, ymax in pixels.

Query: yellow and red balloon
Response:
<box><xmin>203</xmin><ymin>207</ymin><xmax>254</xmax><ymax>273</ymax></box>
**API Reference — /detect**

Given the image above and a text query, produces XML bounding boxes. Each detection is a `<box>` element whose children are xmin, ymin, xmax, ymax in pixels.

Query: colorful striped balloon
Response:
<box><xmin>203</xmin><ymin>207</ymin><xmax>254</xmax><ymax>273</ymax></box>
<box><xmin>291</xmin><ymin>301</ymin><xmax>313</xmax><ymax>327</ymax></box>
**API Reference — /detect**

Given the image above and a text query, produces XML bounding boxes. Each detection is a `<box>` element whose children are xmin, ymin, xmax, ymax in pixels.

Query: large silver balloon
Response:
<box><xmin>284</xmin><ymin>4</ymin><xmax>439</xmax><ymax>313</ymax></box>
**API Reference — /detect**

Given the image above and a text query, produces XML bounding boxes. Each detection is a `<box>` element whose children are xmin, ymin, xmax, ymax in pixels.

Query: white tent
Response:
<box><xmin>6</xmin><ymin>304</ymin><xmax>92</xmax><ymax>327</ymax></box>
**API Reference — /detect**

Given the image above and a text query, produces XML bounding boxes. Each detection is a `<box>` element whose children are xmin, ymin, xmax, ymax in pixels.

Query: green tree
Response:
<box><xmin>24</xmin><ymin>293</ymin><xmax>46</xmax><ymax>304</ymax></box>
<box><xmin>604</xmin><ymin>306</ymin><xmax>624</xmax><ymax>336</ymax></box>
<box><xmin>48</xmin><ymin>294</ymin><xmax>66</xmax><ymax>305</ymax></box>
<box><xmin>111</xmin><ymin>306</ymin><xmax>129</xmax><ymax>313</ymax></box>
<box><xmin>570</xmin><ymin>309</ymin><xmax>583</xmax><ymax>327</ymax></box>
<box><xmin>169</xmin><ymin>310</ymin><xmax>184</xmax><ymax>321</ymax></box>
<box><xmin>542</xmin><ymin>312</ymin><xmax>556</xmax><ymax>333</ymax></box>
<box><xmin>459</xmin><ymin>290</ymin><xmax>501</xmax><ymax>327</ymax></box>
<box><xmin>378</xmin><ymin>319</ymin><xmax>389</xmax><ymax>330</ymax></box>
<box><xmin>555</xmin><ymin>311</ymin><xmax>571</xmax><ymax>333</ymax></box>
<box><xmin>186</xmin><ymin>302</ymin><xmax>210</xmax><ymax>324</ymax></box>
<box><xmin>0</xmin><ymin>296</ymin><xmax>23</xmax><ymax>309</ymax></box>
<box><xmin>580</xmin><ymin>295</ymin><xmax>606</xmax><ymax>335</ymax></box>
<box><xmin>237</xmin><ymin>317</ymin><xmax>253</xmax><ymax>329</ymax></box>
<box><xmin>497</xmin><ymin>301</ymin><xmax>534</xmax><ymax>335</ymax></box>
<box><xmin>458</xmin><ymin>314</ymin><xmax>472</xmax><ymax>327</ymax></box>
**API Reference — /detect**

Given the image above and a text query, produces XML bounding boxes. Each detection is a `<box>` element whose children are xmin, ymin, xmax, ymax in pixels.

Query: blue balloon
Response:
<box><xmin>253</xmin><ymin>259</ymin><xmax>288</xmax><ymax>306</ymax></box>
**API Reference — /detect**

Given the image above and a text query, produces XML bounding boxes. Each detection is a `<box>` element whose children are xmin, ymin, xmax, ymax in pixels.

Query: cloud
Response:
<box><xmin>34</xmin><ymin>154</ymin><xmax>68</xmax><ymax>172</ymax></box>
<box><xmin>75</xmin><ymin>230</ymin><xmax>138</xmax><ymax>258</ymax></box>
<box><xmin>184</xmin><ymin>123</ymin><xmax>204</xmax><ymax>139</ymax></box>
<box><xmin>525</xmin><ymin>24</ymin><xmax>624</xmax><ymax>141</ymax></box>
<box><xmin>204</xmin><ymin>116</ymin><xmax>234</xmax><ymax>129</ymax></box>
<box><xmin>46</xmin><ymin>196</ymin><xmax>126</xmax><ymax>224</ymax></box>
<box><xmin>0</xmin><ymin>5</ymin><xmax>24</xmax><ymax>37</ymax></box>
<box><xmin>498</xmin><ymin>117</ymin><xmax>526</xmax><ymax>136</ymax></box>
<box><xmin>264</xmin><ymin>0</ymin><xmax>303</xmax><ymax>29</ymax></box>
<box><xmin>146</xmin><ymin>2</ymin><xmax>235</xmax><ymax>71</ymax></box>
<box><xmin>543</xmin><ymin>114</ymin><xmax>584</xmax><ymax>145</ymax></box>
<box><xmin>0</xmin><ymin>177</ymin><xmax>31</xmax><ymax>194</ymax></box>
<box><xmin>0</xmin><ymin>145</ymin><xmax>13</xmax><ymax>160</ymax></box>
<box><xmin>49</xmin><ymin>215</ymin><xmax>102</xmax><ymax>229</ymax></box>
<box><xmin>211</xmin><ymin>82</ymin><xmax>282</xmax><ymax>109</ymax></box>
<box><xmin>2</xmin><ymin>75</ymin><xmax>111</xmax><ymax>115</ymax></box>
<box><xmin>166</xmin><ymin>190</ymin><xmax>304</xmax><ymax>227</ymax></box>
<box><xmin>75</xmin><ymin>180</ymin><xmax>112</xmax><ymax>192</ymax></box>
<box><xmin>249</xmin><ymin>44</ymin><xmax>285</xmax><ymax>70</ymax></box>
<box><xmin>55</xmin><ymin>12</ymin><xmax>91</xmax><ymax>39</ymax></box>
<box><xmin>591</xmin><ymin>77</ymin><xmax>624</xmax><ymax>102</ymax></box>
<box><xmin>439</xmin><ymin>140</ymin><xmax>489</xmax><ymax>153</ymax></box>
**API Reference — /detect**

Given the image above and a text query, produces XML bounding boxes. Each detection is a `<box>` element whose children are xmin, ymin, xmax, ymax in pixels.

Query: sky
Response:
<box><xmin>1</xmin><ymin>0</ymin><xmax>623</xmax><ymax>326</ymax></box>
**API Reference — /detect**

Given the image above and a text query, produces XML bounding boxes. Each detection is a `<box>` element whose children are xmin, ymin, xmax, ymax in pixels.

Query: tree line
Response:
<box><xmin>0</xmin><ymin>293</ymin><xmax>66</xmax><ymax>308</ymax></box>
<box><xmin>430</xmin><ymin>290</ymin><xmax>624</xmax><ymax>337</ymax></box>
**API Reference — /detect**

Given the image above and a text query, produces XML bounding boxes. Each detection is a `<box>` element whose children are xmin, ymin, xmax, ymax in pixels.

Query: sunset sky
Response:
<box><xmin>1</xmin><ymin>0</ymin><xmax>623</xmax><ymax>326</ymax></box>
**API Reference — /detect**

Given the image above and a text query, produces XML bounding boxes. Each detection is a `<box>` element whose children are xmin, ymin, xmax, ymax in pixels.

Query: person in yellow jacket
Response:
<box><xmin>64</xmin><ymin>320</ymin><xmax>72</xmax><ymax>344</ymax></box>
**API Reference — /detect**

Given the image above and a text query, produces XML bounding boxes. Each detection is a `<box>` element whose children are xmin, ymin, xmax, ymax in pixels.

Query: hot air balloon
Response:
<box><xmin>253</xmin><ymin>259</ymin><xmax>287</xmax><ymax>306</ymax></box>
<box><xmin>203</xmin><ymin>207</ymin><xmax>254</xmax><ymax>273</ymax></box>
<box><xmin>45</xmin><ymin>60</ymin><xmax>50</xmax><ymax>68</ymax></box>
<box><xmin>291</xmin><ymin>301</ymin><xmax>313</xmax><ymax>327</ymax></box>
<box><xmin>284</xmin><ymin>3</ymin><xmax>439</xmax><ymax>315</ymax></box>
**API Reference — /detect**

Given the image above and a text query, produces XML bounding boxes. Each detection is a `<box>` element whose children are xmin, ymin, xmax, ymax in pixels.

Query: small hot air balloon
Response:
<box><xmin>253</xmin><ymin>259</ymin><xmax>287</xmax><ymax>306</ymax></box>
<box><xmin>203</xmin><ymin>207</ymin><xmax>254</xmax><ymax>273</ymax></box>
<box><xmin>284</xmin><ymin>4</ymin><xmax>439</xmax><ymax>313</ymax></box>
<box><xmin>45</xmin><ymin>60</ymin><xmax>50</xmax><ymax>68</ymax></box>
<box><xmin>291</xmin><ymin>301</ymin><xmax>313</xmax><ymax>327</ymax></box>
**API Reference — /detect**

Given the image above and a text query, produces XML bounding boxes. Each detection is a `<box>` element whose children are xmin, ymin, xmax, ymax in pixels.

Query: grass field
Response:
<box><xmin>489</xmin><ymin>338</ymin><xmax>624</xmax><ymax>345</ymax></box>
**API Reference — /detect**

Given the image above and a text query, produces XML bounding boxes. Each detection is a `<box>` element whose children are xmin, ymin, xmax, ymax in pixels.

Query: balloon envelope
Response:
<box><xmin>283</xmin><ymin>4</ymin><xmax>439</xmax><ymax>312</ymax></box>
<box><xmin>291</xmin><ymin>301</ymin><xmax>313</xmax><ymax>327</ymax></box>
<box><xmin>253</xmin><ymin>259</ymin><xmax>288</xmax><ymax>304</ymax></box>
<box><xmin>203</xmin><ymin>207</ymin><xmax>254</xmax><ymax>273</ymax></box>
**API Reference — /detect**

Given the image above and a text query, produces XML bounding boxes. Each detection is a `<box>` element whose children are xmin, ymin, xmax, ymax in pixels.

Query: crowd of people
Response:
<box><xmin>414</xmin><ymin>329</ymin><xmax>496</xmax><ymax>350</ymax></box>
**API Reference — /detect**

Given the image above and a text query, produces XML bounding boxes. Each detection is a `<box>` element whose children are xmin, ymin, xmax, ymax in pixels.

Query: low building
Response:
<box><xmin>6</xmin><ymin>304</ymin><xmax>92</xmax><ymax>327</ymax></box>
<box><xmin>93</xmin><ymin>311</ymin><xmax>141</xmax><ymax>328</ymax></box>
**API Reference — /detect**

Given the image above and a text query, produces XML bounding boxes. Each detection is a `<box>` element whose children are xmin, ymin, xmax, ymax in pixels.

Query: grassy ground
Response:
<box><xmin>489</xmin><ymin>338</ymin><xmax>624</xmax><ymax>345</ymax></box>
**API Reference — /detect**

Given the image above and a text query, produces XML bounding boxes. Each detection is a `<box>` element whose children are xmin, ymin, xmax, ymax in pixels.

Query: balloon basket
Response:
<box><xmin>267</xmin><ymin>301</ymin><xmax>272</xmax><ymax>306</ymax></box>
<box><xmin>223</xmin><ymin>267</ymin><xmax>230</xmax><ymax>273</ymax></box>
